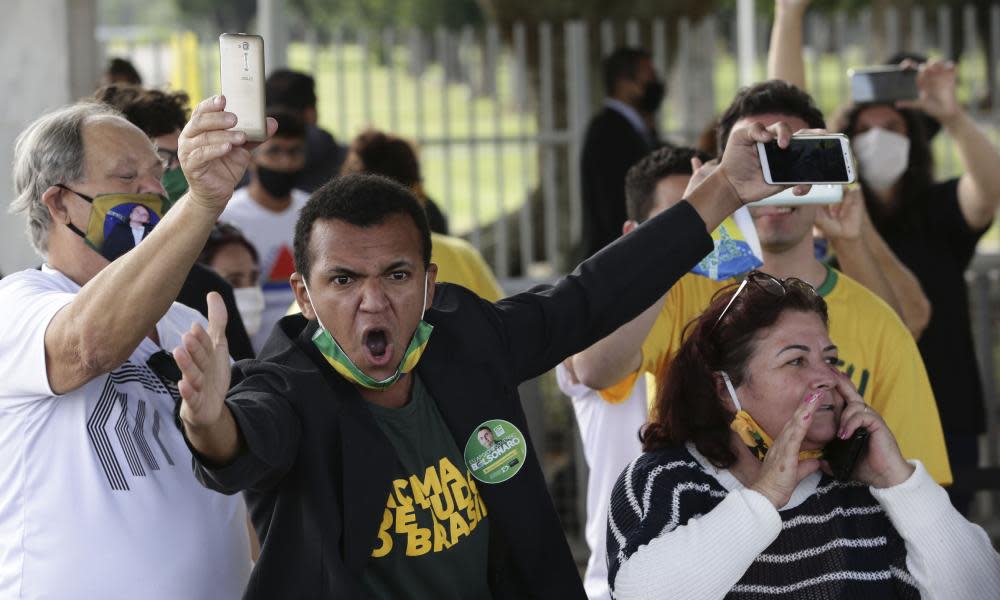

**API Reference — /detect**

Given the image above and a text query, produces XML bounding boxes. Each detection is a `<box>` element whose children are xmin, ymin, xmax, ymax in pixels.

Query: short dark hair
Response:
<box><xmin>105</xmin><ymin>57</ymin><xmax>142</xmax><ymax>85</ymax></box>
<box><xmin>92</xmin><ymin>85</ymin><xmax>189</xmax><ymax>138</ymax></box>
<box><xmin>199</xmin><ymin>221</ymin><xmax>259</xmax><ymax>266</ymax></box>
<box><xmin>267</xmin><ymin>108</ymin><xmax>307</xmax><ymax>140</ymax></box>
<box><xmin>294</xmin><ymin>174</ymin><xmax>432</xmax><ymax>280</ymax></box>
<box><xmin>342</xmin><ymin>129</ymin><xmax>422</xmax><ymax>188</ymax></box>
<box><xmin>641</xmin><ymin>274</ymin><xmax>829</xmax><ymax>467</ymax></box>
<box><xmin>625</xmin><ymin>147</ymin><xmax>713</xmax><ymax>223</ymax></box>
<box><xmin>603</xmin><ymin>47</ymin><xmax>651</xmax><ymax>97</ymax></box>
<box><xmin>478</xmin><ymin>426</ymin><xmax>492</xmax><ymax>435</ymax></box>
<box><xmin>716</xmin><ymin>80</ymin><xmax>825</xmax><ymax>152</ymax></box>
<box><xmin>266</xmin><ymin>69</ymin><xmax>317</xmax><ymax>113</ymax></box>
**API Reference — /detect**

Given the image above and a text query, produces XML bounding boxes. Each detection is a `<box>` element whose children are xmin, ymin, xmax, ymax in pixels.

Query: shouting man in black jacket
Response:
<box><xmin>174</xmin><ymin>112</ymin><xmax>805</xmax><ymax>598</ymax></box>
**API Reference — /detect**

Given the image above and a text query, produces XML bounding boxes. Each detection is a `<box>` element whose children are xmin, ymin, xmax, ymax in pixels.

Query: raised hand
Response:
<box><xmin>178</xmin><ymin>95</ymin><xmax>279</xmax><ymax>211</ymax></box>
<box><xmin>718</xmin><ymin>120</ymin><xmax>812</xmax><ymax>205</ymax></box>
<box><xmin>814</xmin><ymin>187</ymin><xmax>865</xmax><ymax>242</ymax></box>
<box><xmin>750</xmin><ymin>391</ymin><xmax>824</xmax><ymax>508</ymax></box>
<box><xmin>829</xmin><ymin>369</ymin><xmax>914</xmax><ymax>489</ymax></box>
<box><xmin>175</xmin><ymin>292</ymin><xmax>232</xmax><ymax>429</ymax></box>
<box><xmin>897</xmin><ymin>59</ymin><xmax>960</xmax><ymax>124</ymax></box>
<box><xmin>683</xmin><ymin>156</ymin><xmax>720</xmax><ymax>198</ymax></box>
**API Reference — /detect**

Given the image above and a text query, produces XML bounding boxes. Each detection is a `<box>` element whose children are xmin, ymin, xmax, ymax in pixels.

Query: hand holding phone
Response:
<box><xmin>219</xmin><ymin>33</ymin><xmax>267</xmax><ymax>142</ymax></box>
<box><xmin>849</xmin><ymin>65</ymin><xmax>919</xmax><ymax>104</ymax></box>
<box><xmin>757</xmin><ymin>134</ymin><xmax>856</xmax><ymax>185</ymax></box>
<box><xmin>824</xmin><ymin>428</ymin><xmax>870</xmax><ymax>481</ymax></box>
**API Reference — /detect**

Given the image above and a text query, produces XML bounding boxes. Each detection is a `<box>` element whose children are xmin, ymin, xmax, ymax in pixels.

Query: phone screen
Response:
<box><xmin>762</xmin><ymin>138</ymin><xmax>850</xmax><ymax>184</ymax></box>
<box><xmin>850</xmin><ymin>69</ymin><xmax>918</xmax><ymax>103</ymax></box>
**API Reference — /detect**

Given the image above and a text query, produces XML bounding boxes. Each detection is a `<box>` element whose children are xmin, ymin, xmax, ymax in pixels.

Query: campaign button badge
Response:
<box><xmin>464</xmin><ymin>419</ymin><xmax>527</xmax><ymax>484</ymax></box>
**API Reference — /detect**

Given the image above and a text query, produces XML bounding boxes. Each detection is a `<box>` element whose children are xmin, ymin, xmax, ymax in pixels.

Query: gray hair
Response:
<box><xmin>10</xmin><ymin>102</ymin><xmax>122</xmax><ymax>257</ymax></box>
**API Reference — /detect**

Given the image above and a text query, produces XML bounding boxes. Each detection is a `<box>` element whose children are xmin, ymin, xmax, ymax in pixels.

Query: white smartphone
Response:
<box><xmin>757</xmin><ymin>134</ymin><xmax>856</xmax><ymax>185</ymax></box>
<box><xmin>754</xmin><ymin>184</ymin><xmax>844</xmax><ymax>207</ymax></box>
<box><xmin>219</xmin><ymin>33</ymin><xmax>267</xmax><ymax>142</ymax></box>
<box><xmin>849</xmin><ymin>65</ymin><xmax>919</xmax><ymax>104</ymax></box>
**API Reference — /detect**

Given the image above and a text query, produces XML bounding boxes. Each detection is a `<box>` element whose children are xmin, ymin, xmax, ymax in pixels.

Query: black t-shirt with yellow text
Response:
<box><xmin>363</xmin><ymin>374</ymin><xmax>492</xmax><ymax>599</ymax></box>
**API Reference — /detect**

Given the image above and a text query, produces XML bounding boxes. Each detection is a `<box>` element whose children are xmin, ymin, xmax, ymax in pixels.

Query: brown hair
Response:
<box><xmin>640</xmin><ymin>275</ymin><xmax>828</xmax><ymax>468</ymax></box>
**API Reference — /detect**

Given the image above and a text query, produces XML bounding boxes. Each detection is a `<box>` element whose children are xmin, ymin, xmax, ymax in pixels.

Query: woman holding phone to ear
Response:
<box><xmin>606</xmin><ymin>272</ymin><xmax>1000</xmax><ymax>599</ymax></box>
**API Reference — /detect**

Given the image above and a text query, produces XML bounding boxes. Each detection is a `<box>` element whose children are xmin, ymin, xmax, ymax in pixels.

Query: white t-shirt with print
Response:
<box><xmin>556</xmin><ymin>364</ymin><xmax>648</xmax><ymax>600</ymax></box>
<box><xmin>0</xmin><ymin>267</ymin><xmax>251</xmax><ymax>599</ymax></box>
<box><xmin>220</xmin><ymin>188</ymin><xmax>309</xmax><ymax>353</ymax></box>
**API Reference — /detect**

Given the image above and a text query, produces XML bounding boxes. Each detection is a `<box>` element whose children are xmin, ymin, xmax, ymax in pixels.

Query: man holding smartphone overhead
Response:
<box><xmin>171</xmin><ymin>111</ymin><xmax>804</xmax><ymax>597</ymax></box>
<box><xmin>0</xmin><ymin>95</ymin><xmax>277</xmax><ymax>598</ymax></box>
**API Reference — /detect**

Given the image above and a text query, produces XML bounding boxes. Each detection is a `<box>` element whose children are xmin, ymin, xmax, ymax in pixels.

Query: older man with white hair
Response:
<box><xmin>0</xmin><ymin>96</ymin><xmax>275</xmax><ymax>598</ymax></box>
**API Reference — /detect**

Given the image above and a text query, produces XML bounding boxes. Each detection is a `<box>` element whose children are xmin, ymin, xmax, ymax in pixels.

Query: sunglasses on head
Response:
<box><xmin>712</xmin><ymin>271</ymin><xmax>817</xmax><ymax>332</ymax></box>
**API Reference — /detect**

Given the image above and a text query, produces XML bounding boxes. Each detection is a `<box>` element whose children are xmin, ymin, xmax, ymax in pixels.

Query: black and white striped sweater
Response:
<box><xmin>606</xmin><ymin>445</ymin><xmax>919</xmax><ymax>599</ymax></box>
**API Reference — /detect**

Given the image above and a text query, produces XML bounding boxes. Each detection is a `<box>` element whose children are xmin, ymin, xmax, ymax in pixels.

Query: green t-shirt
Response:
<box><xmin>362</xmin><ymin>374</ymin><xmax>492</xmax><ymax>599</ymax></box>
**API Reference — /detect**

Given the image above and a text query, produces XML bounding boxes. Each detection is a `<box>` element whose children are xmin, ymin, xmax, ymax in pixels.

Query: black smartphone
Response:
<box><xmin>849</xmin><ymin>66</ymin><xmax>919</xmax><ymax>104</ymax></box>
<box><xmin>825</xmin><ymin>428</ymin><xmax>870</xmax><ymax>481</ymax></box>
<box><xmin>757</xmin><ymin>135</ymin><xmax>857</xmax><ymax>185</ymax></box>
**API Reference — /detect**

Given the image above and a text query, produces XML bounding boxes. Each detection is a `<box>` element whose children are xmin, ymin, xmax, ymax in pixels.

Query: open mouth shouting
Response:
<box><xmin>363</xmin><ymin>328</ymin><xmax>394</xmax><ymax>367</ymax></box>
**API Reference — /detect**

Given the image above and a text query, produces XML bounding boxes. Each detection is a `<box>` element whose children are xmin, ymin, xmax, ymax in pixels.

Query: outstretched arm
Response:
<box><xmin>175</xmin><ymin>292</ymin><xmax>243</xmax><ymax>465</ymax></box>
<box><xmin>767</xmin><ymin>0</ymin><xmax>810</xmax><ymax>88</ymax></box>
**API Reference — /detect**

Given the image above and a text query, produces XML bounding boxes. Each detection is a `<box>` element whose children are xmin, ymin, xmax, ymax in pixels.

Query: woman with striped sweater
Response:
<box><xmin>607</xmin><ymin>271</ymin><xmax>1000</xmax><ymax>599</ymax></box>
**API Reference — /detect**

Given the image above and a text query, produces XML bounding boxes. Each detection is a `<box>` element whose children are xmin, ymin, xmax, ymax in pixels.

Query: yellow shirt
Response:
<box><xmin>600</xmin><ymin>266</ymin><xmax>953</xmax><ymax>485</ymax></box>
<box><xmin>429</xmin><ymin>233</ymin><xmax>504</xmax><ymax>302</ymax></box>
<box><xmin>287</xmin><ymin>233</ymin><xmax>504</xmax><ymax>316</ymax></box>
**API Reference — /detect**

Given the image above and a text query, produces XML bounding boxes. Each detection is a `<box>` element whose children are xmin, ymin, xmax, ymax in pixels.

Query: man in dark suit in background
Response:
<box><xmin>580</xmin><ymin>47</ymin><xmax>667</xmax><ymax>258</ymax></box>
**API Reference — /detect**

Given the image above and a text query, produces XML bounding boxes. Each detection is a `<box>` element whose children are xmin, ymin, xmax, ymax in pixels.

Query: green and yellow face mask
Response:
<box><xmin>304</xmin><ymin>275</ymin><xmax>434</xmax><ymax>391</ymax></box>
<box><xmin>57</xmin><ymin>184</ymin><xmax>167</xmax><ymax>262</ymax></box>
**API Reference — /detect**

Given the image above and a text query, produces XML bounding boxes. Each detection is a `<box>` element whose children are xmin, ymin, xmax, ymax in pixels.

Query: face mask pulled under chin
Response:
<box><xmin>720</xmin><ymin>371</ymin><xmax>824</xmax><ymax>462</ymax></box>
<box><xmin>63</xmin><ymin>189</ymin><xmax>168</xmax><ymax>262</ymax></box>
<box><xmin>303</xmin><ymin>276</ymin><xmax>434</xmax><ymax>390</ymax></box>
<box><xmin>255</xmin><ymin>165</ymin><xmax>300</xmax><ymax>198</ymax></box>
<box><xmin>852</xmin><ymin>127</ymin><xmax>911</xmax><ymax>191</ymax></box>
<box><xmin>233</xmin><ymin>286</ymin><xmax>265</xmax><ymax>337</ymax></box>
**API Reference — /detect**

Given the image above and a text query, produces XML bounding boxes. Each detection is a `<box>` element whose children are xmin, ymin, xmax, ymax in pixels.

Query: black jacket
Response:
<box><xmin>190</xmin><ymin>201</ymin><xmax>712</xmax><ymax>598</ymax></box>
<box><xmin>580</xmin><ymin>106</ymin><xmax>660</xmax><ymax>259</ymax></box>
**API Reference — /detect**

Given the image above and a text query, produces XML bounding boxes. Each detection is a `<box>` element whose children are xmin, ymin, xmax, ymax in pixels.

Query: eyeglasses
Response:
<box><xmin>157</xmin><ymin>148</ymin><xmax>180</xmax><ymax>171</ymax></box>
<box><xmin>713</xmin><ymin>271</ymin><xmax>817</xmax><ymax>331</ymax></box>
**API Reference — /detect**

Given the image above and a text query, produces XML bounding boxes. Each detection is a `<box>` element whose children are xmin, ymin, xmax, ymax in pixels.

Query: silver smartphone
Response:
<box><xmin>754</xmin><ymin>184</ymin><xmax>844</xmax><ymax>207</ymax></box>
<box><xmin>757</xmin><ymin>134</ymin><xmax>856</xmax><ymax>186</ymax></box>
<box><xmin>849</xmin><ymin>65</ymin><xmax>919</xmax><ymax>104</ymax></box>
<box><xmin>219</xmin><ymin>33</ymin><xmax>267</xmax><ymax>142</ymax></box>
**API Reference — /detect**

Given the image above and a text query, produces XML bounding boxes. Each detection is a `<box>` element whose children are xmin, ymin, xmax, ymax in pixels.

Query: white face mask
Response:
<box><xmin>233</xmin><ymin>286</ymin><xmax>265</xmax><ymax>337</ymax></box>
<box><xmin>852</xmin><ymin>127</ymin><xmax>911</xmax><ymax>192</ymax></box>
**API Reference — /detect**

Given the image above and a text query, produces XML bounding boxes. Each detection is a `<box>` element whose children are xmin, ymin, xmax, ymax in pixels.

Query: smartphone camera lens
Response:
<box><xmin>241</xmin><ymin>42</ymin><xmax>249</xmax><ymax>50</ymax></box>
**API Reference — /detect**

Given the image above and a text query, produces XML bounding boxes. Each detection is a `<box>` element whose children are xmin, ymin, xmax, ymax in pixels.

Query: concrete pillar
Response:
<box><xmin>1</xmin><ymin>0</ymin><xmax>99</xmax><ymax>274</ymax></box>
<box><xmin>258</xmin><ymin>0</ymin><xmax>288</xmax><ymax>74</ymax></box>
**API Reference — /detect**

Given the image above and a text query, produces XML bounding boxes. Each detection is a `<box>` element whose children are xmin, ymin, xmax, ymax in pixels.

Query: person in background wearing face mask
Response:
<box><xmin>199</xmin><ymin>222</ymin><xmax>265</xmax><ymax>340</ymax></box>
<box><xmin>838</xmin><ymin>63</ymin><xmax>1000</xmax><ymax>515</ymax></box>
<box><xmin>221</xmin><ymin>108</ymin><xmax>309</xmax><ymax>352</ymax></box>
<box><xmin>580</xmin><ymin>47</ymin><xmax>668</xmax><ymax>259</ymax></box>
<box><xmin>93</xmin><ymin>84</ymin><xmax>256</xmax><ymax>360</ymax></box>
<box><xmin>769</xmin><ymin>0</ymin><xmax>1000</xmax><ymax>516</ymax></box>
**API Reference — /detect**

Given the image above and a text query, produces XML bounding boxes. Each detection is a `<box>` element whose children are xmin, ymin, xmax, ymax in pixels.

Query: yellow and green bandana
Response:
<box><xmin>305</xmin><ymin>276</ymin><xmax>434</xmax><ymax>391</ymax></box>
